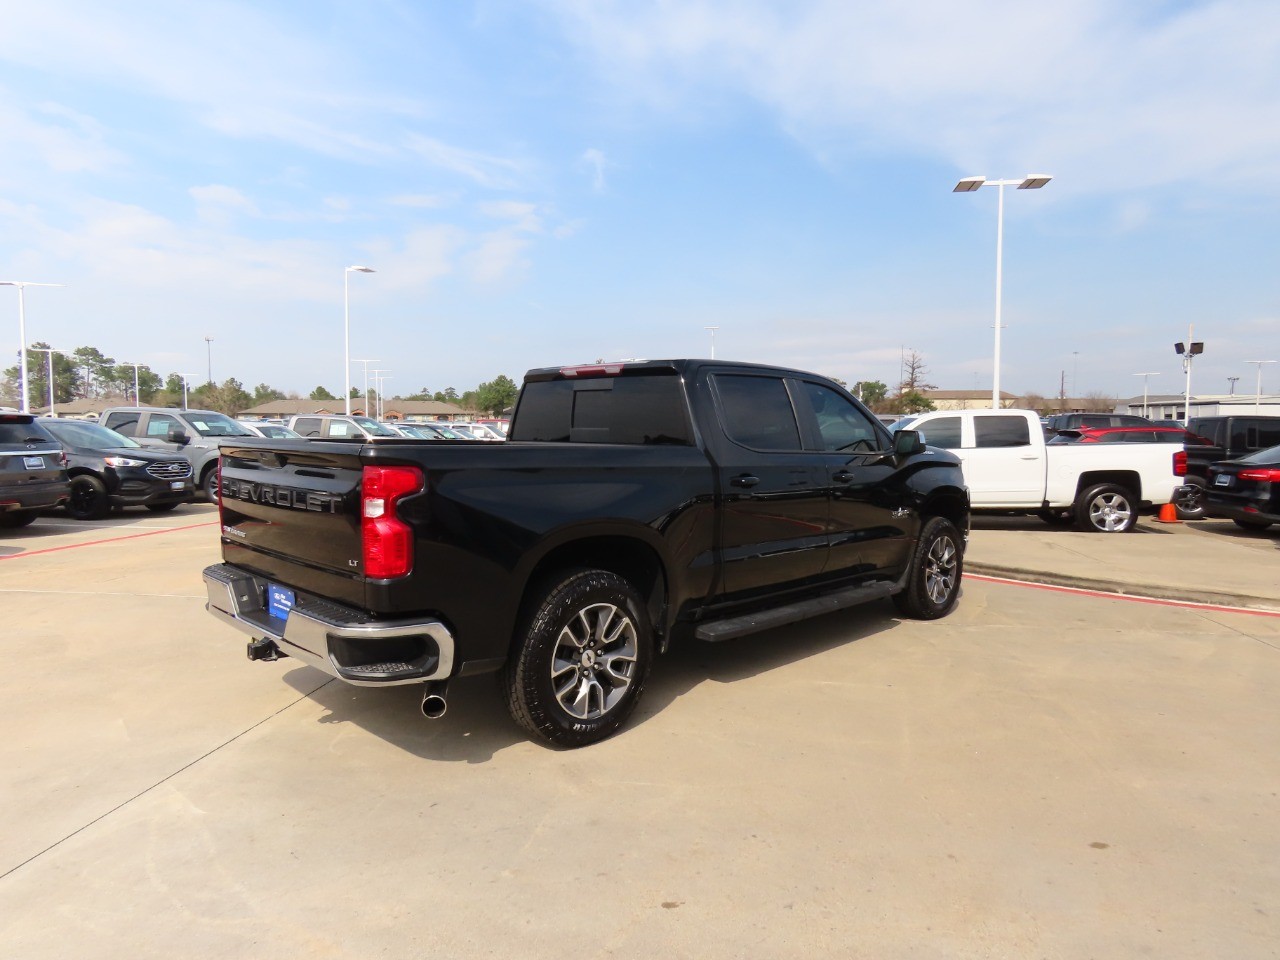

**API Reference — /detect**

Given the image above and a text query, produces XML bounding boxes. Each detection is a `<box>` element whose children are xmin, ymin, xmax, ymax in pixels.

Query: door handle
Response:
<box><xmin>832</xmin><ymin>471</ymin><xmax>855</xmax><ymax>483</ymax></box>
<box><xmin>730</xmin><ymin>474</ymin><xmax>760</xmax><ymax>488</ymax></box>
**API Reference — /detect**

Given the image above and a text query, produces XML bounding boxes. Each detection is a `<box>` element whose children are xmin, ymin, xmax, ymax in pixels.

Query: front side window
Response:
<box><xmin>801</xmin><ymin>383</ymin><xmax>882</xmax><ymax>452</ymax></box>
<box><xmin>714</xmin><ymin>375</ymin><xmax>801</xmax><ymax>451</ymax></box>
<box><xmin>293</xmin><ymin>418</ymin><xmax>320</xmax><ymax>437</ymax></box>
<box><xmin>974</xmin><ymin>416</ymin><xmax>1030</xmax><ymax>448</ymax></box>
<box><xmin>146</xmin><ymin>414</ymin><xmax>181</xmax><ymax>438</ymax></box>
<box><xmin>103</xmin><ymin>412</ymin><xmax>139</xmax><ymax>436</ymax></box>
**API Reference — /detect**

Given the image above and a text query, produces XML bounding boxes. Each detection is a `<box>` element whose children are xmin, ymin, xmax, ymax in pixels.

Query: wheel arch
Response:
<box><xmin>1076</xmin><ymin>470</ymin><xmax>1141</xmax><ymax>501</ymax></box>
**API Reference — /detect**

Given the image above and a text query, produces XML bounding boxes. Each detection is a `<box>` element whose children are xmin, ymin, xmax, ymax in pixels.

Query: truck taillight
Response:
<box><xmin>1238</xmin><ymin>468</ymin><xmax>1280</xmax><ymax>482</ymax></box>
<box><xmin>362</xmin><ymin>465</ymin><xmax>424</xmax><ymax>578</ymax></box>
<box><xmin>1173</xmin><ymin>450</ymin><xmax>1186</xmax><ymax>476</ymax></box>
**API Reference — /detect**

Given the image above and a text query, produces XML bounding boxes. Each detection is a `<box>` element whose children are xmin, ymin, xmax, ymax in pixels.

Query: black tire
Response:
<box><xmin>67</xmin><ymin>475</ymin><xmax>111</xmax><ymax>521</ymax></box>
<box><xmin>1036</xmin><ymin>509</ymin><xmax>1073</xmax><ymax>526</ymax></box>
<box><xmin>1074</xmin><ymin>483</ymin><xmax>1137</xmax><ymax>533</ymax></box>
<box><xmin>201</xmin><ymin>464</ymin><xmax>219</xmax><ymax>502</ymax></box>
<box><xmin>892</xmin><ymin>516</ymin><xmax>963</xmax><ymax>620</ymax></box>
<box><xmin>0</xmin><ymin>511</ymin><xmax>37</xmax><ymax>529</ymax></box>
<box><xmin>146</xmin><ymin>502</ymin><xmax>180</xmax><ymax>513</ymax></box>
<box><xmin>1232</xmin><ymin>518</ymin><xmax>1273</xmax><ymax>531</ymax></box>
<box><xmin>503</xmin><ymin>569</ymin><xmax>653</xmax><ymax>748</ymax></box>
<box><xmin>1175</xmin><ymin>480</ymin><xmax>1206</xmax><ymax>521</ymax></box>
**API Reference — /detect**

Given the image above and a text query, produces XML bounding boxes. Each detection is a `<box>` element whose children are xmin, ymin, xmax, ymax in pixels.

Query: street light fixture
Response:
<box><xmin>344</xmin><ymin>266</ymin><xmax>376</xmax><ymax>415</ymax></box>
<box><xmin>0</xmin><ymin>280</ymin><xmax>64</xmax><ymax>413</ymax></box>
<box><xmin>30</xmin><ymin>346</ymin><xmax>68</xmax><ymax>417</ymax></box>
<box><xmin>1243</xmin><ymin>360</ymin><xmax>1277</xmax><ymax>414</ymax></box>
<box><xmin>1174</xmin><ymin>326</ymin><xmax>1204</xmax><ymax>422</ymax></box>
<box><xmin>1133</xmin><ymin>371</ymin><xmax>1160</xmax><ymax>419</ymax></box>
<box><xmin>953</xmin><ymin>174</ymin><xmax>1053</xmax><ymax>409</ymax></box>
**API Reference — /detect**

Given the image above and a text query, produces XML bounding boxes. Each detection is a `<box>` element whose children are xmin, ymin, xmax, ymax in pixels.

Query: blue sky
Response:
<box><xmin>1</xmin><ymin>0</ymin><xmax>1277</xmax><ymax>401</ymax></box>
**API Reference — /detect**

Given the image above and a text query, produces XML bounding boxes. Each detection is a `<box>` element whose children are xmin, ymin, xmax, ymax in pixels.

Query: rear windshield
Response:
<box><xmin>511</xmin><ymin>372</ymin><xmax>693</xmax><ymax>444</ymax></box>
<box><xmin>0</xmin><ymin>419</ymin><xmax>58</xmax><ymax>445</ymax></box>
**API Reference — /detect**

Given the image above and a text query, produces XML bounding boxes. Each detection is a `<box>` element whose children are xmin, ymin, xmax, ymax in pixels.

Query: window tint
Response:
<box><xmin>714</xmin><ymin>375</ymin><xmax>801</xmax><ymax>451</ymax></box>
<box><xmin>146</xmin><ymin>414</ymin><xmax>181</xmax><ymax>438</ymax></box>
<box><xmin>802</xmin><ymin>382</ymin><xmax>882</xmax><ymax>451</ymax></box>
<box><xmin>293</xmin><ymin>417</ymin><xmax>321</xmax><ymax>437</ymax></box>
<box><xmin>917</xmin><ymin>416</ymin><xmax>961</xmax><ymax>449</ymax></box>
<box><xmin>1253</xmin><ymin>422</ymin><xmax>1280</xmax><ymax>450</ymax></box>
<box><xmin>104</xmin><ymin>412</ymin><xmax>138</xmax><ymax>436</ymax></box>
<box><xmin>1117</xmin><ymin>431</ymin><xmax>1155</xmax><ymax>443</ymax></box>
<box><xmin>0</xmin><ymin>420</ymin><xmax>57</xmax><ymax>445</ymax></box>
<box><xmin>974</xmin><ymin>415</ymin><xmax>1030</xmax><ymax>448</ymax></box>
<box><xmin>509</xmin><ymin>373</ymin><xmax>692</xmax><ymax>445</ymax></box>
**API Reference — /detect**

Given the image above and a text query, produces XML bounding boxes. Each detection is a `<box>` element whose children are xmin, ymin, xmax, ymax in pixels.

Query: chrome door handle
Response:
<box><xmin>832</xmin><ymin>471</ymin><xmax>855</xmax><ymax>483</ymax></box>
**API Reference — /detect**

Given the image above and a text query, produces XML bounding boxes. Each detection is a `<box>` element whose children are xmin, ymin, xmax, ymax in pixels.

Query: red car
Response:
<box><xmin>1046</xmin><ymin>425</ymin><xmax>1191</xmax><ymax>445</ymax></box>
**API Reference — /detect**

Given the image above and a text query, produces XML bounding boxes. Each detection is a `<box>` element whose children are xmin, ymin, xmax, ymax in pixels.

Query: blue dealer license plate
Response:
<box><xmin>267</xmin><ymin>583</ymin><xmax>295</xmax><ymax>621</ymax></box>
<box><xmin>1214</xmin><ymin>474</ymin><xmax>1232</xmax><ymax>487</ymax></box>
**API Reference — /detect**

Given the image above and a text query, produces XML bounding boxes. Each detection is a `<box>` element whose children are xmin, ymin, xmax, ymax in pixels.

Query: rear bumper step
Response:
<box><xmin>203</xmin><ymin>563</ymin><xmax>455</xmax><ymax>686</ymax></box>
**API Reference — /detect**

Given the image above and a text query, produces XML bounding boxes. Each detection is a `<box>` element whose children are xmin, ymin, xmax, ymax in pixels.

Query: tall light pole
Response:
<box><xmin>122</xmin><ymin>361</ymin><xmax>143</xmax><ymax>404</ymax></box>
<box><xmin>373</xmin><ymin>372</ymin><xmax>392</xmax><ymax>420</ymax></box>
<box><xmin>30</xmin><ymin>347</ymin><xmax>67</xmax><ymax>416</ymax></box>
<box><xmin>1174</xmin><ymin>325</ymin><xmax>1204</xmax><ymax>423</ymax></box>
<box><xmin>1227</xmin><ymin>376</ymin><xmax>1240</xmax><ymax>395</ymax></box>
<box><xmin>181</xmin><ymin>374</ymin><xmax>195</xmax><ymax>410</ymax></box>
<box><xmin>1133</xmin><ymin>371</ymin><xmax>1160</xmax><ymax>419</ymax></box>
<box><xmin>352</xmin><ymin>358</ymin><xmax>381</xmax><ymax>415</ymax></box>
<box><xmin>953</xmin><ymin>174</ymin><xmax>1052</xmax><ymax>409</ymax></box>
<box><xmin>1244</xmin><ymin>360</ymin><xmax>1277</xmax><ymax>414</ymax></box>
<box><xmin>344</xmin><ymin>265</ymin><xmax>376</xmax><ymax>415</ymax></box>
<box><xmin>705</xmin><ymin>326</ymin><xmax>719</xmax><ymax>359</ymax></box>
<box><xmin>204</xmin><ymin>336</ymin><xmax>214</xmax><ymax>384</ymax></box>
<box><xmin>0</xmin><ymin>280</ymin><xmax>64</xmax><ymax>414</ymax></box>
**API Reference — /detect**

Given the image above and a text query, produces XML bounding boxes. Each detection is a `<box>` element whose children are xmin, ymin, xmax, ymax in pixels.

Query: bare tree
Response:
<box><xmin>1081</xmin><ymin>391</ymin><xmax>1116</xmax><ymax>412</ymax></box>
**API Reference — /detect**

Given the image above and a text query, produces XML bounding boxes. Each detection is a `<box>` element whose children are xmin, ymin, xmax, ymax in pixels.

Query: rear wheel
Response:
<box><xmin>1075</xmin><ymin>483</ymin><xmax>1137</xmax><ymax>533</ymax></box>
<box><xmin>1232</xmin><ymin>517</ymin><xmax>1273</xmax><ymax>531</ymax></box>
<box><xmin>67</xmin><ymin>475</ymin><xmax>110</xmax><ymax>521</ymax></box>
<box><xmin>893</xmin><ymin>516</ymin><xmax>963</xmax><ymax>620</ymax></box>
<box><xmin>0</xmin><ymin>511</ymin><xmax>36</xmax><ymax>529</ymax></box>
<box><xmin>503</xmin><ymin>569</ymin><xmax>653</xmax><ymax>747</ymax></box>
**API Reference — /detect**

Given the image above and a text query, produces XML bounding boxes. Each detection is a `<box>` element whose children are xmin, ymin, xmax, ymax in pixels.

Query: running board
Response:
<box><xmin>694</xmin><ymin>581</ymin><xmax>898</xmax><ymax>642</ymax></box>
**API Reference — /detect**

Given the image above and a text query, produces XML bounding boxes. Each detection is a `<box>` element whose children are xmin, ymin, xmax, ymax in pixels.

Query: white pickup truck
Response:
<box><xmin>893</xmin><ymin>408</ymin><xmax>1188</xmax><ymax>532</ymax></box>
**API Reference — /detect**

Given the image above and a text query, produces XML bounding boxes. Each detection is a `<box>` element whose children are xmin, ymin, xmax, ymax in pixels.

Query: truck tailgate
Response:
<box><xmin>218</xmin><ymin>440</ymin><xmax>367</xmax><ymax>596</ymax></box>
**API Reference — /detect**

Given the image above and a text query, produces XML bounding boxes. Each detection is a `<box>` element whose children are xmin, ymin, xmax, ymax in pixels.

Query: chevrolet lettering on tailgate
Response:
<box><xmin>220</xmin><ymin>477</ymin><xmax>344</xmax><ymax>513</ymax></box>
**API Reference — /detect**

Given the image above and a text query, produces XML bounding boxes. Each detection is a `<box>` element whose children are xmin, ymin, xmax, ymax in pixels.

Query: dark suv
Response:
<box><xmin>1176</xmin><ymin>415</ymin><xmax>1280</xmax><ymax>520</ymax></box>
<box><xmin>0</xmin><ymin>413</ymin><xmax>70</xmax><ymax>528</ymax></box>
<box><xmin>40</xmin><ymin>418</ymin><xmax>195</xmax><ymax>520</ymax></box>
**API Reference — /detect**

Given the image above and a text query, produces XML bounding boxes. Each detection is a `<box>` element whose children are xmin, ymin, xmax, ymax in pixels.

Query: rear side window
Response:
<box><xmin>974</xmin><ymin>416</ymin><xmax>1030</xmax><ymax>448</ymax></box>
<box><xmin>714</xmin><ymin>375</ymin><xmax>801</xmax><ymax>451</ymax></box>
<box><xmin>511</xmin><ymin>373</ymin><xmax>692</xmax><ymax>445</ymax></box>
<box><xmin>917</xmin><ymin>416</ymin><xmax>961</xmax><ymax>449</ymax></box>
<box><xmin>293</xmin><ymin>417</ymin><xmax>321</xmax><ymax>437</ymax></box>
<box><xmin>1251</xmin><ymin>421</ymin><xmax>1280</xmax><ymax>450</ymax></box>
<box><xmin>104</xmin><ymin>412</ymin><xmax>139</xmax><ymax>436</ymax></box>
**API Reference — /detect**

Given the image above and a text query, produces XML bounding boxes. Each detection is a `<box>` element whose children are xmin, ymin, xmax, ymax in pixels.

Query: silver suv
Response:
<box><xmin>285</xmin><ymin>414</ymin><xmax>400</xmax><ymax>440</ymax></box>
<box><xmin>100</xmin><ymin>406</ymin><xmax>255</xmax><ymax>500</ymax></box>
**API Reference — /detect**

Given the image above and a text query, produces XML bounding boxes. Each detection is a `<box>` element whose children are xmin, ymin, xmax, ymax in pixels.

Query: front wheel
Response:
<box><xmin>201</xmin><ymin>465</ymin><xmax>219</xmax><ymax>502</ymax></box>
<box><xmin>893</xmin><ymin>516</ymin><xmax>963</xmax><ymax>620</ymax></box>
<box><xmin>503</xmin><ymin>569</ymin><xmax>653</xmax><ymax>748</ymax></box>
<box><xmin>1175</xmin><ymin>481</ymin><xmax>1206</xmax><ymax>521</ymax></box>
<box><xmin>67</xmin><ymin>475</ymin><xmax>110</xmax><ymax>520</ymax></box>
<box><xmin>1075</xmin><ymin>483</ymin><xmax>1137</xmax><ymax>533</ymax></box>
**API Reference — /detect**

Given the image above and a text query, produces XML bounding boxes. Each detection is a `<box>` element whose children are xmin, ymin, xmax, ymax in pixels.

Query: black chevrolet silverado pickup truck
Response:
<box><xmin>204</xmin><ymin>359</ymin><xmax>969</xmax><ymax>746</ymax></box>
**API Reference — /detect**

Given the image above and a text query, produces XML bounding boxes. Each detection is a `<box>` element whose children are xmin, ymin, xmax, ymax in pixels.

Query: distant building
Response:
<box><xmin>1116</xmin><ymin>393</ymin><xmax>1280</xmax><ymax>421</ymax></box>
<box><xmin>238</xmin><ymin>398</ymin><xmax>477</xmax><ymax>421</ymax></box>
<box><xmin>923</xmin><ymin>390</ymin><xmax>1020</xmax><ymax>411</ymax></box>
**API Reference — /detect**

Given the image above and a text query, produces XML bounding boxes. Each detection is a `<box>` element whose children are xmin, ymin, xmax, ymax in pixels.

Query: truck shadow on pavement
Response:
<box><xmin>278</xmin><ymin>597</ymin><xmax>910</xmax><ymax>762</ymax></box>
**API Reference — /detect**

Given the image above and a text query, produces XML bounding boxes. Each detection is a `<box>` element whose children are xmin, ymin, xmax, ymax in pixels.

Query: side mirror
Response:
<box><xmin>167</xmin><ymin>428</ymin><xmax>190</xmax><ymax>446</ymax></box>
<box><xmin>893</xmin><ymin>429</ymin><xmax>926</xmax><ymax>456</ymax></box>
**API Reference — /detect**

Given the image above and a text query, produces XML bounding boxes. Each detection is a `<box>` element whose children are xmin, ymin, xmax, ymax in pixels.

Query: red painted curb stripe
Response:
<box><xmin>0</xmin><ymin>521</ymin><xmax>219</xmax><ymax>561</ymax></box>
<box><xmin>965</xmin><ymin>572</ymin><xmax>1280</xmax><ymax>619</ymax></box>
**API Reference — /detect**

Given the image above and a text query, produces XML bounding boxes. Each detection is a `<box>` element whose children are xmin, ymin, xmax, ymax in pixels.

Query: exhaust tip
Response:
<box><xmin>421</xmin><ymin>694</ymin><xmax>447</xmax><ymax>719</ymax></box>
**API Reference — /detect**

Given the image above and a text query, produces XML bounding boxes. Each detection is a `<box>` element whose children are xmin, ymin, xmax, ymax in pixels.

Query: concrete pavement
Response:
<box><xmin>965</xmin><ymin>514</ymin><xmax>1279</xmax><ymax>612</ymax></box>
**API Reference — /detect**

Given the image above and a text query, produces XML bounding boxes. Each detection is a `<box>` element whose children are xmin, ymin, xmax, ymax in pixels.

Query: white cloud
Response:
<box><xmin>580</xmin><ymin>148</ymin><xmax>609</xmax><ymax>191</ymax></box>
<box><xmin>540</xmin><ymin>0</ymin><xmax>1280</xmax><ymax>197</ymax></box>
<box><xmin>189</xmin><ymin>184</ymin><xmax>261</xmax><ymax>225</ymax></box>
<box><xmin>405</xmin><ymin>134</ymin><xmax>526</xmax><ymax>189</ymax></box>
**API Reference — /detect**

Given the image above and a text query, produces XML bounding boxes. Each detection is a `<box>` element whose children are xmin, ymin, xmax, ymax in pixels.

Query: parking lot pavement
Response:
<box><xmin>966</xmin><ymin>514</ymin><xmax>1280</xmax><ymax>612</ymax></box>
<box><xmin>2</xmin><ymin>506</ymin><xmax>1279</xmax><ymax>958</ymax></box>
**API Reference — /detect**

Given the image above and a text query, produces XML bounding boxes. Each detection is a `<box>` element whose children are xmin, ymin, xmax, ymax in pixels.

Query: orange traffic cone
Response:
<box><xmin>1155</xmin><ymin>502</ymin><xmax>1180</xmax><ymax>523</ymax></box>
